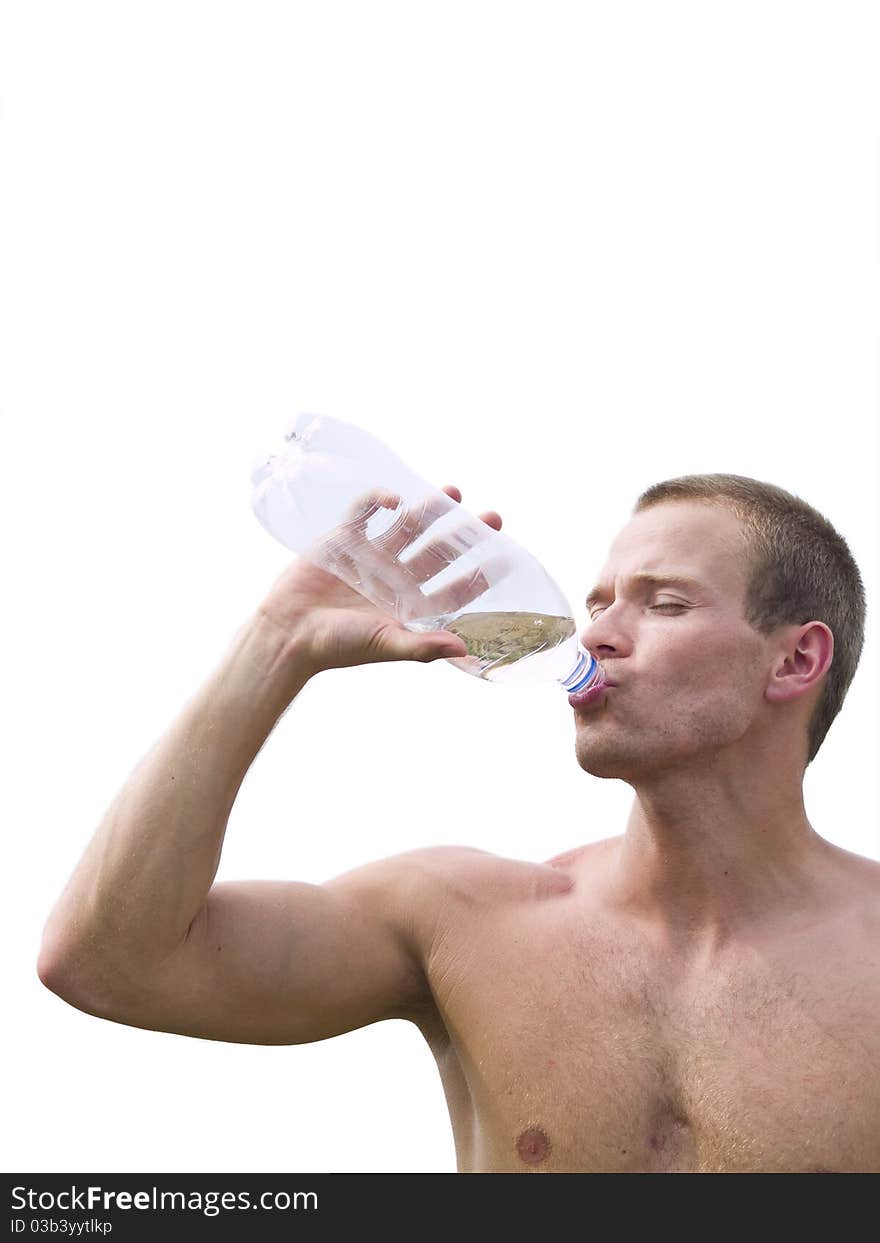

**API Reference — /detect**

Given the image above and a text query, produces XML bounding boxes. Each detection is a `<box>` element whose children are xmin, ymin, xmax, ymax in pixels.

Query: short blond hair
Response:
<box><xmin>634</xmin><ymin>474</ymin><xmax>866</xmax><ymax>766</ymax></box>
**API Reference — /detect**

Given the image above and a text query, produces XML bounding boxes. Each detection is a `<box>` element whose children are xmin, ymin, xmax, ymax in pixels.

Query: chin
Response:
<box><xmin>574</xmin><ymin>729</ymin><xmax>686</xmax><ymax>782</ymax></box>
<box><xmin>574</xmin><ymin>738</ymin><xmax>637</xmax><ymax>781</ymax></box>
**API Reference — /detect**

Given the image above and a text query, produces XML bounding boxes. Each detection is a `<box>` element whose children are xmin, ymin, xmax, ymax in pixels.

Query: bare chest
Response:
<box><xmin>421</xmin><ymin>903</ymin><xmax>880</xmax><ymax>1172</ymax></box>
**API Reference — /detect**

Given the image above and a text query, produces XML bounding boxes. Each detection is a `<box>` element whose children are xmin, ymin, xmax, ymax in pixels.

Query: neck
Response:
<box><xmin>604</xmin><ymin>754</ymin><xmax>839</xmax><ymax>950</ymax></box>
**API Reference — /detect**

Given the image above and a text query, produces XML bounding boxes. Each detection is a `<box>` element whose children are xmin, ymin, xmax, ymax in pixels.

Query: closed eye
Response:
<box><xmin>587</xmin><ymin>601</ymin><xmax>690</xmax><ymax>621</ymax></box>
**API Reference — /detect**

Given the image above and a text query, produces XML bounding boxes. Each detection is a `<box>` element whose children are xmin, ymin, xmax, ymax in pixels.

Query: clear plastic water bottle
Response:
<box><xmin>250</xmin><ymin>413</ymin><xmax>605</xmax><ymax>698</ymax></box>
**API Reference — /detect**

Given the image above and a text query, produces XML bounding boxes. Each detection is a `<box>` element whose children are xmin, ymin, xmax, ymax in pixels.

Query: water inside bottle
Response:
<box><xmin>407</xmin><ymin>610</ymin><xmax>576</xmax><ymax>680</ymax></box>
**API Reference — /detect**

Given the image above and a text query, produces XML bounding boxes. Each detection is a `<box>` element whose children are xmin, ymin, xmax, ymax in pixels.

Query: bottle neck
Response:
<box><xmin>559</xmin><ymin>649</ymin><xmax>604</xmax><ymax>695</ymax></box>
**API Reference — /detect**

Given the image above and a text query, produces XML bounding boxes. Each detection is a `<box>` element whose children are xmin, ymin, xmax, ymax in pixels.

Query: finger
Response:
<box><xmin>372</xmin><ymin>491</ymin><xmax>456</xmax><ymax>558</ymax></box>
<box><xmin>343</xmin><ymin>488</ymin><xmax>401</xmax><ymax>529</ymax></box>
<box><xmin>443</xmin><ymin>484</ymin><xmax>501</xmax><ymax>532</ymax></box>
<box><xmin>420</xmin><ymin>552</ymin><xmax>512</xmax><ymax>615</ymax></box>
<box><xmin>401</xmin><ymin>511</ymin><xmax>501</xmax><ymax>586</ymax></box>
<box><xmin>399</xmin><ymin>537</ymin><xmax>460</xmax><ymax>584</ymax></box>
<box><xmin>373</xmin><ymin>623</ymin><xmax>468</xmax><ymax>665</ymax></box>
<box><xmin>338</xmin><ymin>490</ymin><xmax>454</xmax><ymax>570</ymax></box>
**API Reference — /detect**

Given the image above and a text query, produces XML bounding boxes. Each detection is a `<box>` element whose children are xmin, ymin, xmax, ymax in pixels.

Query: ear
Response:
<box><xmin>765</xmin><ymin>622</ymin><xmax>834</xmax><ymax>705</ymax></box>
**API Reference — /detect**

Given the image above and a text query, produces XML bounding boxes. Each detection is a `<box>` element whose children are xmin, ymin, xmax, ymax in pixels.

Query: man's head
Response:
<box><xmin>574</xmin><ymin>474</ymin><xmax>865</xmax><ymax>781</ymax></box>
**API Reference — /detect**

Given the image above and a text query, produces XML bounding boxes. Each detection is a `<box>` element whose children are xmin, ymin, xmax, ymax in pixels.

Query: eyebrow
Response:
<box><xmin>585</xmin><ymin>573</ymin><xmax>705</xmax><ymax>611</ymax></box>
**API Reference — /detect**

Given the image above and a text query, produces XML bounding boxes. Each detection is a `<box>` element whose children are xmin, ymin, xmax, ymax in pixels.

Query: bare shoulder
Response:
<box><xmin>838</xmin><ymin>850</ymin><xmax>880</xmax><ymax>947</ymax></box>
<box><xmin>385</xmin><ymin>843</ymin><xmax>575</xmax><ymax>914</ymax></box>
<box><xmin>825</xmin><ymin>839</ymin><xmax>880</xmax><ymax>880</ymax></box>
<box><xmin>771</xmin><ymin>844</ymin><xmax>880</xmax><ymax>1003</ymax></box>
<box><xmin>821</xmin><ymin>842</ymin><xmax>880</xmax><ymax>931</ymax></box>
<box><xmin>542</xmin><ymin>835</ymin><xmax>623</xmax><ymax>892</ymax></box>
<box><xmin>326</xmin><ymin>843</ymin><xmax>574</xmax><ymax>955</ymax></box>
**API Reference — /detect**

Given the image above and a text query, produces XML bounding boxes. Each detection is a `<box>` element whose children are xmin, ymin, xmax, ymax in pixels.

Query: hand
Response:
<box><xmin>257</xmin><ymin>485</ymin><xmax>504</xmax><ymax>674</ymax></box>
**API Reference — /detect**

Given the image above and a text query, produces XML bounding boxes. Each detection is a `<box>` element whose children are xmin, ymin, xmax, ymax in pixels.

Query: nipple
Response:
<box><xmin>515</xmin><ymin>1125</ymin><xmax>552</xmax><ymax>1166</ymax></box>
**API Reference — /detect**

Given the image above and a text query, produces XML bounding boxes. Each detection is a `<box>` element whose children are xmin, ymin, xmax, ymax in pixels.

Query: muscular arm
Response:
<box><xmin>36</xmin><ymin>611</ymin><xmax>437</xmax><ymax>1043</ymax></box>
<box><xmin>37</xmin><ymin>484</ymin><xmax>503</xmax><ymax>1046</ymax></box>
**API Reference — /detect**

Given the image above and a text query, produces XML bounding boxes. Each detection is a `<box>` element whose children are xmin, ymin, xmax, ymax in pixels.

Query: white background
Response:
<box><xmin>2</xmin><ymin>1</ymin><xmax>877</xmax><ymax>1174</ymax></box>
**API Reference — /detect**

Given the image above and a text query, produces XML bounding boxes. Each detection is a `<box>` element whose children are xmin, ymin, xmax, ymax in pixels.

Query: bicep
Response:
<box><xmin>80</xmin><ymin>872</ymin><xmax>430</xmax><ymax>1045</ymax></box>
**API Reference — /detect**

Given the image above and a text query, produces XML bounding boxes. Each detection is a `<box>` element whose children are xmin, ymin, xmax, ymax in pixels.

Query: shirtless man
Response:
<box><xmin>38</xmin><ymin>473</ymin><xmax>879</xmax><ymax>1173</ymax></box>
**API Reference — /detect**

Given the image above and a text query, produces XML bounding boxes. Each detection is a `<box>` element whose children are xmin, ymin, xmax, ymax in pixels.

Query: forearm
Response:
<box><xmin>39</xmin><ymin>608</ymin><xmax>315</xmax><ymax>982</ymax></box>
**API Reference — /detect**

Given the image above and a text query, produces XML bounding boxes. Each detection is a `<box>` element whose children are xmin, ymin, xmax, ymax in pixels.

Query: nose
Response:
<box><xmin>579</xmin><ymin>611</ymin><xmax>631</xmax><ymax>659</ymax></box>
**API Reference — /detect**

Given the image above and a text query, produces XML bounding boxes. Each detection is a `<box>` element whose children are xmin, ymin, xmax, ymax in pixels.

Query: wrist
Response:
<box><xmin>228</xmin><ymin>609</ymin><xmax>320</xmax><ymax>710</ymax></box>
<box><xmin>246</xmin><ymin>606</ymin><xmax>320</xmax><ymax>686</ymax></box>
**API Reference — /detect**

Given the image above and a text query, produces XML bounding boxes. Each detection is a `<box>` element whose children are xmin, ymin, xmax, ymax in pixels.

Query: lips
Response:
<box><xmin>568</xmin><ymin>679</ymin><xmax>613</xmax><ymax>710</ymax></box>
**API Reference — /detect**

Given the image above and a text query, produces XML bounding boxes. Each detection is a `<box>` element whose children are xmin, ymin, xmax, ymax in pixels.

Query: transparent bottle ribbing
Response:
<box><xmin>250</xmin><ymin>413</ymin><xmax>605</xmax><ymax>697</ymax></box>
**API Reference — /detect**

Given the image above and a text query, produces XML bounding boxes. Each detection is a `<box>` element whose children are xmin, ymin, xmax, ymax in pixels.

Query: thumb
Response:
<box><xmin>376</xmin><ymin>625</ymin><xmax>468</xmax><ymax>664</ymax></box>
